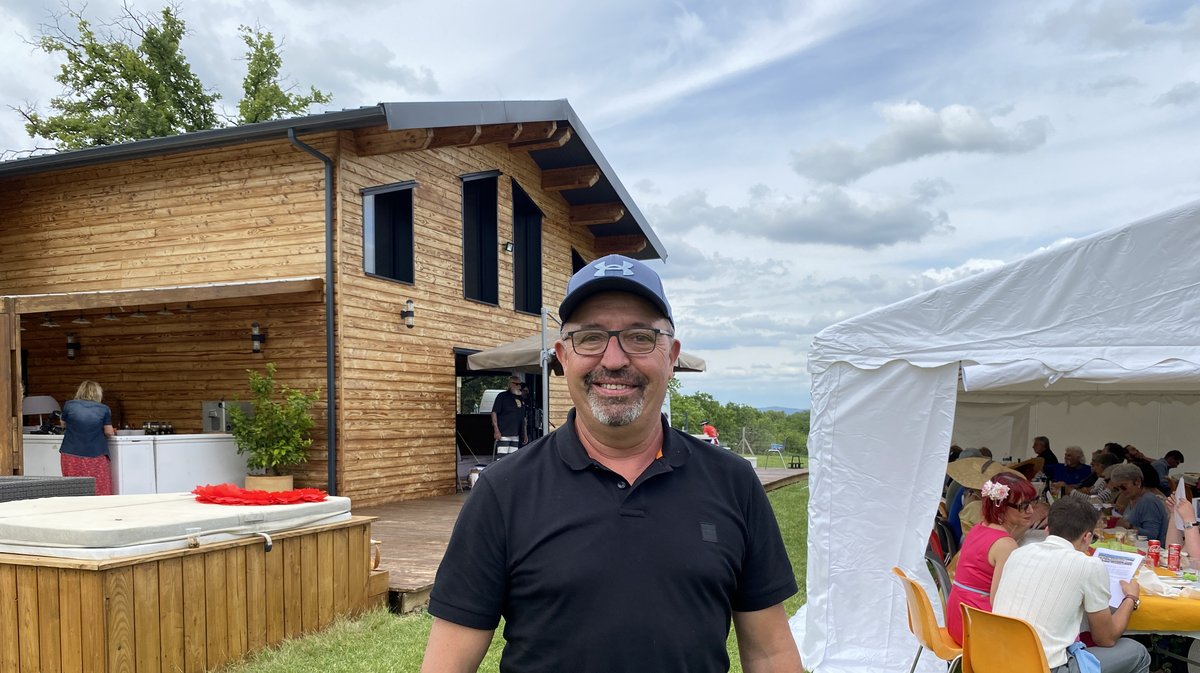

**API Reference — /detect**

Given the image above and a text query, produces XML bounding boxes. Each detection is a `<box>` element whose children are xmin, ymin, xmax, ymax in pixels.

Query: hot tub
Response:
<box><xmin>0</xmin><ymin>493</ymin><xmax>381</xmax><ymax>673</ymax></box>
<box><xmin>0</xmin><ymin>492</ymin><xmax>351</xmax><ymax>559</ymax></box>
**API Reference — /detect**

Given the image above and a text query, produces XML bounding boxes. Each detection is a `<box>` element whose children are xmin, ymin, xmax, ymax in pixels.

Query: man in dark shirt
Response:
<box><xmin>490</xmin><ymin>375</ymin><xmax>526</xmax><ymax>456</ymax></box>
<box><xmin>422</xmin><ymin>254</ymin><xmax>802</xmax><ymax>673</ymax></box>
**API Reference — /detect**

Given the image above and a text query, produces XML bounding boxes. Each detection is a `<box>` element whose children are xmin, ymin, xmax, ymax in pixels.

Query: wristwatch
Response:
<box><xmin>1185</xmin><ymin>520</ymin><xmax>1200</xmax><ymax>530</ymax></box>
<box><xmin>1122</xmin><ymin>594</ymin><xmax>1140</xmax><ymax>610</ymax></box>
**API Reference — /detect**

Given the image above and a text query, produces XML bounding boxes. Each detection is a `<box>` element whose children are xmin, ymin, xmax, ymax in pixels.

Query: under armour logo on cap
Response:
<box><xmin>559</xmin><ymin>253</ymin><xmax>673</xmax><ymax>325</ymax></box>
<box><xmin>593</xmin><ymin>260</ymin><xmax>634</xmax><ymax>277</ymax></box>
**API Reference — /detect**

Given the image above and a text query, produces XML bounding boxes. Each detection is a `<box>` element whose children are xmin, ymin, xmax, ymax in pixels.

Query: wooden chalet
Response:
<box><xmin>0</xmin><ymin>100</ymin><xmax>667</xmax><ymax>506</ymax></box>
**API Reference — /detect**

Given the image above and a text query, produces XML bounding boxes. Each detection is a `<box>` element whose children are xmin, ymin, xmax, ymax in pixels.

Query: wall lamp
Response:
<box><xmin>67</xmin><ymin>332</ymin><xmax>81</xmax><ymax>360</ymax></box>
<box><xmin>251</xmin><ymin>322</ymin><xmax>266</xmax><ymax>353</ymax></box>
<box><xmin>402</xmin><ymin>299</ymin><xmax>416</xmax><ymax>329</ymax></box>
<box><xmin>503</xmin><ymin>241</ymin><xmax>514</xmax><ymax>253</ymax></box>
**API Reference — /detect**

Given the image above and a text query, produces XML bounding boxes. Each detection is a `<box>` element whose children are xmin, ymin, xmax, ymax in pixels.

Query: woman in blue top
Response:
<box><xmin>1109</xmin><ymin>463</ymin><xmax>1168</xmax><ymax>541</ymax></box>
<box><xmin>60</xmin><ymin>380</ymin><xmax>115</xmax><ymax>495</ymax></box>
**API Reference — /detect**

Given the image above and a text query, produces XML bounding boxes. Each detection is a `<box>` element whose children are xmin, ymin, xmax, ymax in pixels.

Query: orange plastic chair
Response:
<box><xmin>891</xmin><ymin>567</ymin><xmax>962</xmax><ymax>673</ymax></box>
<box><xmin>960</xmin><ymin>604</ymin><xmax>1050</xmax><ymax>673</ymax></box>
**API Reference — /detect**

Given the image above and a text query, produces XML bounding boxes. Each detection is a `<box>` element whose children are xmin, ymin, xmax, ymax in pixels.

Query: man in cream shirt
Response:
<box><xmin>992</xmin><ymin>493</ymin><xmax>1150</xmax><ymax>673</ymax></box>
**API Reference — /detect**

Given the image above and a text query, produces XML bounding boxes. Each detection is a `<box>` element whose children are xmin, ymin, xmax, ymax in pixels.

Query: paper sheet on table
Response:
<box><xmin>1093</xmin><ymin>547</ymin><xmax>1144</xmax><ymax>608</ymax></box>
<box><xmin>1174</xmin><ymin>476</ymin><xmax>1188</xmax><ymax>530</ymax></box>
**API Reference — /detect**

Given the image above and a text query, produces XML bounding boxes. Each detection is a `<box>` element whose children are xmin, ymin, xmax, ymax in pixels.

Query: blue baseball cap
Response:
<box><xmin>559</xmin><ymin>254</ymin><xmax>673</xmax><ymax>325</ymax></box>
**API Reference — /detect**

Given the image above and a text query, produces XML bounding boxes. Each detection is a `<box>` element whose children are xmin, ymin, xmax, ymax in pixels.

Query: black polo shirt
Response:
<box><xmin>428</xmin><ymin>410</ymin><xmax>797</xmax><ymax>673</ymax></box>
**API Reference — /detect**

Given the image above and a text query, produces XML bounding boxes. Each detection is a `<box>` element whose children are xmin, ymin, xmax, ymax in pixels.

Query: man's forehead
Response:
<box><xmin>565</xmin><ymin>290</ymin><xmax>671</xmax><ymax>324</ymax></box>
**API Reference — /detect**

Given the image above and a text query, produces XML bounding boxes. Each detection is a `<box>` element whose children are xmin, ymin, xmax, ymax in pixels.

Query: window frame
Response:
<box><xmin>362</xmin><ymin>180</ymin><xmax>418</xmax><ymax>286</ymax></box>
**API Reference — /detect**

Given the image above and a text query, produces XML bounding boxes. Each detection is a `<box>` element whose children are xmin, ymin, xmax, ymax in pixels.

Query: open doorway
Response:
<box><xmin>453</xmin><ymin>350</ymin><xmax>544</xmax><ymax>465</ymax></box>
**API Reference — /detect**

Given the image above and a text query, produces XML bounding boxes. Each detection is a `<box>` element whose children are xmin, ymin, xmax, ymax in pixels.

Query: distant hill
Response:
<box><xmin>758</xmin><ymin>406</ymin><xmax>807</xmax><ymax>415</ymax></box>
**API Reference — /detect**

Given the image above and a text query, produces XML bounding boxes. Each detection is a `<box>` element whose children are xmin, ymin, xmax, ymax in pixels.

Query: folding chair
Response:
<box><xmin>767</xmin><ymin>443</ymin><xmax>786</xmax><ymax>467</ymax></box>
<box><xmin>960</xmin><ymin>604</ymin><xmax>1050</xmax><ymax>673</ymax></box>
<box><xmin>892</xmin><ymin>567</ymin><xmax>962</xmax><ymax>673</ymax></box>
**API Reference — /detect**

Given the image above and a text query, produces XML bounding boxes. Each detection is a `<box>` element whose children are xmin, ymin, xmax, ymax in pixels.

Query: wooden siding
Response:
<box><xmin>334</xmin><ymin>130</ymin><xmax>595</xmax><ymax>505</ymax></box>
<box><xmin>0</xmin><ymin>517</ymin><xmax>373</xmax><ymax>673</ymax></box>
<box><xmin>0</xmin><ymin>126</ymin><xmax>608</xmax><ymax>502</ymax></box>
<box><xmin>0</xmin><ymin>138</ymin><xmax>334</xmax><ymax>294</ymax></box>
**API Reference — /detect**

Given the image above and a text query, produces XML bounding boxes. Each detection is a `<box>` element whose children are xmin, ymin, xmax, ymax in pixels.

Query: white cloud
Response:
<box><xmin>1153</xmin><ymin>81</ymin><xmax>1200</xmax><ymax>107</ymax></box>
<box><xmin>648</xmin><ymin>180</ymin><xmax>953</xmax><ymax>249</ymax></box>
<box><xmin>1076</xmin><ymin>74</ymin><xmax>1141</xmax><ymax>95</ymax></box>
<box><xmin>790</xmin><ymin>101</ymin><xmax>1052</xmax><ymax>184</ymax></box>
<box><xmin>1034</xmin><ymin>0</ymin><xmax>1200</xmax><ymax>51</ymax></box>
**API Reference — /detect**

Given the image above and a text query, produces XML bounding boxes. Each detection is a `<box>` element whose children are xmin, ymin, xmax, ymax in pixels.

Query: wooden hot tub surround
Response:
<box><xmin>0</xmin><ymin>515</ymin><xmax>382</xmax><ymax>673</ymax></box>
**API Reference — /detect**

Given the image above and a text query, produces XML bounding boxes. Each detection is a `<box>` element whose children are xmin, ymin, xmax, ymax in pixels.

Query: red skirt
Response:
<box><xmin>60</xmin><ymin>453</ymin><xmax>113</xmax><ymax>496</ymax></box>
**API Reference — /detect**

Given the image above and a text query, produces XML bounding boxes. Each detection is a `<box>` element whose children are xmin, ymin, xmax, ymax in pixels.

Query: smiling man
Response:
<box><xmin>421</xmin><ymin>254</ymin><xmax>802</xmax><ymax>673</ymax></box>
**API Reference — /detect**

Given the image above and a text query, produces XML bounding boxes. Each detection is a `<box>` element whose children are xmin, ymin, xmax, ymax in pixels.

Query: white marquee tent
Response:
<box><xmin>794</xmin><ymin>201</ymin><xmax>1200</xmax><ymax>672</ymax></box>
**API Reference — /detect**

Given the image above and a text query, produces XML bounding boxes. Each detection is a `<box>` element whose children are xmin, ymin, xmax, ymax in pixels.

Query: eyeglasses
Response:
<box><xmin>1014</xmin><ymin>501</ymin><xmax>1035</xmax><ymax>512</ymax></box>
<box><xmin>563</xmin><ymin>328</ymin><xmax>674</xmax><ymax>356</ymax></box>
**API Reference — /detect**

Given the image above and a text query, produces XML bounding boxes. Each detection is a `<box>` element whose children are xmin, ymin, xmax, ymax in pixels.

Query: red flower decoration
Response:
<box><xmin>192</xmin><ymin>483</ymin><xmax>327</xmax><ymax>505</ymax></box>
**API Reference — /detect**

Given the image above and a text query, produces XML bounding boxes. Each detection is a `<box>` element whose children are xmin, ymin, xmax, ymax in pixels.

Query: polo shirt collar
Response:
<box><xmin>556</xmin><ymin>408</ymin><xmax>691</xmax><ymax>471</ymax></box>
<box><xmin>1042</xmin><ymin>535</ymin><xmax>1081</xmax><ymax>551</ymax></box>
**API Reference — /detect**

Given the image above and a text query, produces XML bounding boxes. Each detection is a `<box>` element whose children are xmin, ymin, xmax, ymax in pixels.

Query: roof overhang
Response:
<box><xmin>0</xmin><ymin>100</ymin><xmax>665</xmax><ymax>261</ymax></box>
<box><xmin>6</xmin><ymin>276</ymin><xmax>324</xmax><ymax>314</ymax></box>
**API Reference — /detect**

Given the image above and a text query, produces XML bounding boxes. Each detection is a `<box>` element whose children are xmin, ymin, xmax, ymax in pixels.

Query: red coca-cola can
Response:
<box><xmin>1169</xmin><ymin>543</ymin><xmax>1182</xmax><ymax>571</ymax></box>
<box><xmin>1148</xmin><ymin>541</ymin><xmax>1161</xmax><ymax>568</ymax></box>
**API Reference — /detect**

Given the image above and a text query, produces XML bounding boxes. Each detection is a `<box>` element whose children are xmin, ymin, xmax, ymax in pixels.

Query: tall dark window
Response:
<box><xmin>363</xmin><ymin>182</ymin><xmax>415</xmax><ymax>283</ymax></box>
<box><xmin>462</xmin><ymin>173</ymin><xmax>499</xmax><ymax>304</ymax></box>
<box><xmin>512</xmin><ymin>181</ymin><xmax>543</xmax><ymax>314</ymax></box>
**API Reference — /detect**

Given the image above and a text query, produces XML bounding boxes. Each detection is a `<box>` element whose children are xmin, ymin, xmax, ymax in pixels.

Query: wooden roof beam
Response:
<box><xmin>594</xmin><ymin>235</ymin><xmax>648</xmax><ymax>257</ymax></box>
<box><xmin>511</xmin><ymin>121</ymin><xmax>557</xmax><ymax>143</ymax></box>
<box><xmin>10</xmin><ymin>277</ymin><xmax>325</xmax><ymax>314</ymax></box>
<box><xmin>509</xmin><ymin>127</ymin><xmax>571</xmax><ymax>152</ymax></box>
<box><xmin>542</xmin><ymin>165</ymin><xmax>600</xmax><ymax>192</ymax></box>
<box><xmin>570</xmin><ymin>203</ymin><xmax>625</xmax><ymax>226</ymax></box>
<box><xmin>425</xmin><ymin>125</ymin><xmax>483</xmax><ymax>149</ymax></box>
<box><xmin>352</xmin><ymin>126</ymin><xmax>431</xmax><ymax>156</ymax></box>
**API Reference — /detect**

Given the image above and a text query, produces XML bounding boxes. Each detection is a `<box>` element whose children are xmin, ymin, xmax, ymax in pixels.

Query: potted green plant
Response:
<box><xmin>229</xmin><ymin>362</ymin><xmax>321</xmax><ymax>492</ymax></box>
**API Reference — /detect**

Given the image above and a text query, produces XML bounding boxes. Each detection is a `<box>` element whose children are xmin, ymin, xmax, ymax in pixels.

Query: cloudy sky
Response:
<box><xmin>2</xmin><ymin>0</ymin><xmax>1198</xmax><ymax>410</ymax></box>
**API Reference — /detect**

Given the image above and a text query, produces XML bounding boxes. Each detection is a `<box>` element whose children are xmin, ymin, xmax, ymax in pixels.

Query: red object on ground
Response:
<box><xmin>192</xmin><ymin>483</ymin><xmax>327</xmax><ymax>505</ymax></box>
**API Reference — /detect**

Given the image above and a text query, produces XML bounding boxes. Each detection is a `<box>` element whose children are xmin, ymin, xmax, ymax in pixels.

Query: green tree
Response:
<box><xmin>19</xmin><ymin>4</ymin><xmax>330</xmax><ymax>150</ymax></box>
<box><xmin>236</xmin><ymin>25</ymin><xmax>331</xmax><ymax>125</ymax></box>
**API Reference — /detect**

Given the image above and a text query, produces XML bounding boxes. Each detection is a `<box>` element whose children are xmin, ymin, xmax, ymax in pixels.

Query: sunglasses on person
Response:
<box><xmin>1013</xmin><ymin>501</ymin><xmax>1036</xmax><ymax>512</ymax></box>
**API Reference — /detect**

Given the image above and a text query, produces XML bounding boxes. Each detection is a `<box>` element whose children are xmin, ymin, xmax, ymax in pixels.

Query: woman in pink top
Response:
<box><xmin>945</xmin><ymin>471</ymin><xmax>1037</xmax><ymax>645</ymax></box>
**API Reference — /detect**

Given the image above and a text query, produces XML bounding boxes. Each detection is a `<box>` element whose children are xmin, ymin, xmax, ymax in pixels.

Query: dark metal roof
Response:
<box><xmin>0</xmin><ymin>100</ymin><xmax>665</xmax><ymax>260</ymax></box>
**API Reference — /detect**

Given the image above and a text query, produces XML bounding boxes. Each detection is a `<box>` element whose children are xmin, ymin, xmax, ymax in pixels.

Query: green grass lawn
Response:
<box><xmin>224</xmin><ymin>481</ymin><xmax>809</xmax><ymax>673</ymax></box>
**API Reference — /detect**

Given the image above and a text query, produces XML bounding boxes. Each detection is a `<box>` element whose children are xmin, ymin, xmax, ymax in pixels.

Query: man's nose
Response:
<box><xmin>599</xmin><ymin>334</ymin><xmax>631</xmax><ymax>368</ymax></box>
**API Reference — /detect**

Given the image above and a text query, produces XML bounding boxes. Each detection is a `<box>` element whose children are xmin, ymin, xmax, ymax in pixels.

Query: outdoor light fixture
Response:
<box><xmin>179</xmin><ymin>303</ymin><xmax>197</xmax><ymax>313</ymax></box>
<box><xmin>503</xmin><ymin>241</ymin><xmax>514</xmax><ymax>253</ymax></box>
<box><xmin>102</xmin><ymin>310</ymin><xmax>120</xmax><ymax>321</ymax></box>
<box><xmin>66</xmin><ymin>332</ymin><xmax>81</xmax><ymax>360</ymax></box>
<box><xmin>251</xmin><ymin>322</ymin><xmax>266</xmax><ymax>353</ymax></box>
<box><xmin>40</xmin><ymin>314</ymin><xmax>59</xmax><ymax>328</ymax></box>
<box><xmin>156</xmin><ymin>305</ymin><xmax>173</xmax><ymax>316</ymax></box>
<box><xmin>71</xmin><ymin>312</ymin><xmax>91</xmax><ymax>325</ymax></box>
<box><xmin>401</xmin><ymin>299</ymin><xmax>416</xmax><ymax>329</ymax></box>
<box><xmin>130</xmin><ymin>307</ymin><xmax>147</xmax><ymax>318</ymax></box>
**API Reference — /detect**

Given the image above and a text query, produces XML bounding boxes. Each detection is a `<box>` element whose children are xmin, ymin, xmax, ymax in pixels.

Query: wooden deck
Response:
<box><xmin>355</xmin><ymin>467</ymin><xmax>808</xmax><ymax>612</ymax></box>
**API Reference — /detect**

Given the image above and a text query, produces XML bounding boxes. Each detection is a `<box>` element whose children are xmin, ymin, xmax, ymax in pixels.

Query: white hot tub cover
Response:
<box><xmin>0</xmin><ymin>492</ymin><xmax>352</xmax><ymax>559</ymax></box>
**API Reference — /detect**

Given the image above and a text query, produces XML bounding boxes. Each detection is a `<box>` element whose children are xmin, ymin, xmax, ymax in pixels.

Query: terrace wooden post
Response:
<box><xmin>0</xmin><ymin>297</ymin><xmax>17</xmax><ymax>475</ymax></box>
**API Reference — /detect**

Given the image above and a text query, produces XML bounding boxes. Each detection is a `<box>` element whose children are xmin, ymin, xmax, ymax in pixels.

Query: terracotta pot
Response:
<box><xmin>245</xmin><ymin>475</ymin><xmax>294</xmax><ymax>492</ymax></box>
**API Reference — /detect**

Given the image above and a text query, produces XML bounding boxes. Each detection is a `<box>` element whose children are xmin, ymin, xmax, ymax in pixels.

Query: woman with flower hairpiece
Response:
<box><xmin>945</xmin><ymin>470</ymin><xmax>1037</xmax><ymax>645</ymax></box>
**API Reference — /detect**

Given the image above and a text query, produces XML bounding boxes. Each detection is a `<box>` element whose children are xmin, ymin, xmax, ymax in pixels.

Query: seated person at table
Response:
<box><xmin>1108</xmin><ymin>464</ymin><xmax>1169</xmax><ymax>541</ymax></box>
<box><xmin>1166</xmin><ymin>494</ymin><xmax>1200</xmax><ymax>561</ymax></box>
<box><xmin>1124</xmin><ymin>445</ymin><xmax>1168</xmax><ymax>496</ymax></box>
<box><xmin>1049</xmin><ymin>446</ymin><xmax>1092</xmax><ymax>491</ymax></box>
<box><xmin>945</xmin><ymin>472</ymin><xmax>1036</xmax><ymax>646</ymax></box>
<box><xmin>993</xmin><ymin>493</ymin><xmax>1149</xmax><ymax>673</ymax></box>
<box><xmin>1151</xmin><ymin>450</ymin><xmax>1184</xmax><ymax>492</ymax></box>
<box><xmin>1033</xmin><ymin>435</ymin><xmax>1059</xmax><ymax>468</ymax></box>
<box><xmin>1078</xmin><ymin>452</ymin><xmax>1123</xmax><ymax>503</ymax></box>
